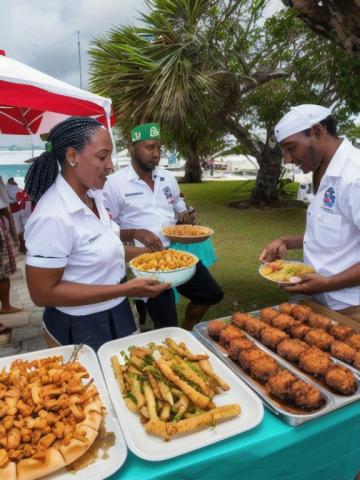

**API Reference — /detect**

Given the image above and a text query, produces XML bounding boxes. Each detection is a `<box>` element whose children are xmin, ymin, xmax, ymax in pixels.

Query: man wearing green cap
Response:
<box><xmin>103</xmin><ymin>123</ymin><xmax>223</xmax><ymax>331</ymax></box>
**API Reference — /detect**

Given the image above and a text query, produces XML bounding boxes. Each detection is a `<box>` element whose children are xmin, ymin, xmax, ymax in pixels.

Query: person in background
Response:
<box><xmin>103</xmin><ymin>123</ymin><xmax>224</xmax><ymax>331</ymax></box>
<box><xmin>24</xmin><ymin>117</ymin><xmax>169</xmax><ymax>351</ymax></box>
<box><xmin>260</xmin><ymin>104</ymin><xmax>360</xmax><ymax>321</ymax></box>
<box><xmin>6</xmin><ymin>177</ymin><xmax>28</xmax><ymax>253</ymax></box>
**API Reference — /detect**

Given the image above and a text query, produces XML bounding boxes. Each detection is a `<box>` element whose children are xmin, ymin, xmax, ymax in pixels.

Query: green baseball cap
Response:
<box><xmin>130</xmin><ymin>123</ymin><xmax>161</xmax><ymax>143</ymax></box>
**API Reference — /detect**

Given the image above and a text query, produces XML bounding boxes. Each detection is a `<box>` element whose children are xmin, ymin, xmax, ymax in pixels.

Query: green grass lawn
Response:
<box><xmin>176</xmin><ymin>180</ymin><xmax>306</xmax><ymax>322</ymax></box>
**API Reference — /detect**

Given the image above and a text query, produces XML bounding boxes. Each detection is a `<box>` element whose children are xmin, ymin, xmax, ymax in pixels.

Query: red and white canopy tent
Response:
<box><xmin>0</xmin><ymin>50</ymin><xmax>115</xmax><ymax>137</ymax></box>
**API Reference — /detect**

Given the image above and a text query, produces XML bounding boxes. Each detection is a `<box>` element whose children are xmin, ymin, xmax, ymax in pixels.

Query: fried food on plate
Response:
<box><xmin>347</xmin><ymin>334</ymin><xmax>360</xmax><ymax>350</ymax></box>
<box><xmin>260</xmin><ymin>307</ymin><xmax>279</xmax><ymax>324</ymax></box>
<box><xmin>289</xmin><ymin>379</ymin><xmax>324</xmax><ymax>410</ymax></box>
<box><xmin>307</xmin><ymin>313</ymin><xmax>332</xmax><ymax>331</ymax></box>
<box><xmin>330</xmin><ymin>341</ymin><xmax>356</xmax><ymax>364</ymax></box>
<box><xmin>291</xmin><ymin>304</ymin><xmax>312</xmax><ymax>322</ymax></box>
<box><xmin>328</xmin><ymin>323</ymin><xmax>354</xmax><ymax>341</ymax></box>
<box><xmin>243</xmin><ymin>318</ymin><xmax>268</xmax><ymax>339</ymax></box>
<box><xmin>248</xmin><ymin>355</ymin><xmax>279</xmax><ymax>383</ymax></box>
<box><xmin>279</xmin><ymin>303</ymin><xmax>296</xmax><ymax>315</ymax></box>
<box><xmin>324</xmin><ymin>365</ymin><xmax>357</xmax><ymax>395</ymax></box>
<box><xmin>353</xmin><ymin>351</ymin><xmax>360</xmax><ymax>370</ymax></box>
<box><xmin>260</xmin><ymin>327</ymin><xmax>289</xmax><ymax>350</ymax></box>
<box><xmin>289</xmin><ymin>323</ymin><xmax>311</xmax><ymax>340</ymax></box>
<box><xmin>238</xmin><ymin>348</ymin><xmax>267</xmax><ymax>371</ymax></box>
<box><xmin>208</xmin><ymin>320</ymin><xmax>227</xmax><ymax>340</ymax></box>
<box><xmin>162</xmin><ymin>225</ymin><xmax>212</xmax><ymax>237</ymax></box>
<box><xmin>277</xmin><ymin>339</ymin><xmax>308</xmax><ymax>363</ymax></box>
<box><xmin>304</xmin><ymin>328</ymin><xmax>335</xmax><ymax>351</ymax></box>
<box><xmin>268</xmin><ymin>370</ymin><xmax>297</xmax><ymax>400</ymax></box>
<box><xmin>231</xmin><ymin>312</ymin><xmax>253</xmax><ymax>329</ymax></box>
<box><xmin>271</xmin><ymin>314</ymin><xmax>297</xmax><ymax>332</ymax></box>
<box><xmin>228</xmin><ymin>338</ymin><xmax>254</xmax><ymax>361</ymax></box>
<box><xmin>219</xmin><ymin>325</ymin><xmax>245</xmax><ymax>347</ymax></box>
<box><xmin>131</xmin><ymin>249</ymin><xmax>196</xmax><ymax>272</ymax></box>
<box><xmin>299</xmin><ymin>347</ymin><xmax>332</xmax><ymax>377</ymax></box>
<box><xmin>260</xmin><ymin>260</ymin><xmax>314</xmax><ymax>283</ymax></box>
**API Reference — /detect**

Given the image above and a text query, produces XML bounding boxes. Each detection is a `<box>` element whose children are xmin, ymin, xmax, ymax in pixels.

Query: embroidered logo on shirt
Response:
<box><xmin>163</xmin><ymin>186</ymin><xmax>173</xmax><ymax>200</ymax></box>
<box><xmin>322</xmin><ymin>187</ymin><xmax>336</xmax><ymax>209</ymax></box>
<box><xmin>88</xmin><ymin>233</ymin><xmax>102</xmax><ymax>244</ymax></box>
<box><xmin>125</xmin><ymin>192</ymin><xmax>144</xmax><ymax>197</ymax></box>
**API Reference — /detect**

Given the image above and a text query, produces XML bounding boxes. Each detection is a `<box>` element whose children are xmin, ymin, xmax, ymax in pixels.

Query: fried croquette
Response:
<box><xmin>238</xmin><ymin>348</ymin><xmax>267</xmax><ymax>371</ymax></box>
<box><xmin>219</xmin><ymin>324</ymin><xmax>245</xmax><ymax>346</ymax></box>
<box><xmin>228</xmin><ymin>337</ymin><xmax>254</xmax><ymax>360</ymax></box>
<box><xmin>248</xmin><ymin>355</ymin><xmax>279</xmax><ymax>382</ymax></box>
<box><xmin>260</xmin><ymin>327</ymin><xmax>289</xmax><ymax>349</ymax></box>
<box><xmin>347</xmin><ymin>334</ymin><xmax>360</xmax><ymax>350</ymax></box>
<box><xmin>299</xmin><ymin>347</ymin><xmax>332</xmax><ymax>377</ymax></box>
<box><xmin>328</xmin><ymin>323</ymin><xmax>354</xmax><ymax>341</ymax></box>
<box><xmin>304</xmin><ymin>328</ymin><xmax>335</xmax><ymax>351</ymax></box>
<box><xmin>268</xmin><ymin>370</ymin><xmax>297</xmax><ymax>399</ymax></box>
<box><xmin>330</xmin><ymin>341</ymin><xmax>356</xmax><ymax>364</ymax></box>
<box><xmin>289</xmin><ymin>379</ymin><xmax>324</xmax><ymax>410</ymax></box>
<box><xmin>353</xmin><ymin>351</ymin><xmax>360</xmax><ymax>370</ymax></box>
<box><xmin>279</xmin><ymin>303</ymin><xmax>295</xmax><ymax>315</ymax></box>
<box><xmin>277</xmin><ymin>338</ymin><xmax>308</xmax><ymax>363</ymax></box>
<box><xmin>291</xmin><ymin>304</ymin><xmax>312</xmax><ymax>322</ymax></box>
<box><xmin>289</xmin><ymin>323</ymin><xmax>311</xmax><ymax>340</ymax></box>
<box><xmin>231</xmin><ymin>312</ymin><xmax>253</xmax><ymax>329</ymax></box>
<box><xmin>307</xmin><ymin>313</ymin><xmax>332</xmax><ymax>331</ymax></box>
<box><xmin>207</xmin><ymin>319</ymin><xmax>227</xmax><ymax>339</ymax></box>
<box><xmin>271</xmin><ymin>313</ymin><xmax>297</xmax><ymax>332</ymax></box>
<box><xmin>324</xmin><ymin>365</ymin><xmax>357</xmax><ymax>395</ymax></box>
<box><xmin>260</xmin><ymin>307</ymin><xmax>279</xmax><ymax>324</ymax></box>
<box><xmin>244</xmin><ymin>318</ymin><xmax>268</xmax><ymax>338</ymax></box>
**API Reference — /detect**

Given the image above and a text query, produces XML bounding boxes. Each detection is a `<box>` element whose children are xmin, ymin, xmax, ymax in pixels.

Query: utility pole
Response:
<box><xmin>77</xmin><ymin>30</ymin><xmax>83</xmax><ymax>89</ymax></box>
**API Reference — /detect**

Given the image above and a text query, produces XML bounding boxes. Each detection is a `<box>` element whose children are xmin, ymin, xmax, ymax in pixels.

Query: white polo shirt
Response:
<box><xmin>103</xmin><ymin>164</ymin><xmax>187</xmax><ymax>247</ymax></box>
<box><xmin>304</xmin><ymin>137</ymin><xmax>360</xmax><ymax>309</ymax></box>
<box><xmin>25</xmin><ymin>174</ymin><xmax>126</xmax><ymax>316</ymax></box>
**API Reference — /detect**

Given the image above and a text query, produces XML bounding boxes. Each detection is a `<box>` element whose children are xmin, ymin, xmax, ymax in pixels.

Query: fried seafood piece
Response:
<box><xmin>289</xmin><ymin>323</ymin><xmax>311</xmax><ymax>340</ymax></box>
<box><xmin>307</xmin><ymin>313</ymin><xmax>332</xmax><ymax>331</ymax></box>
<box><xmin>328</xmin><ymin>323</ymin><xmax>354</xmax><ymax>341</ymax></box>
<box><xmin>260</xmin><ymin>307</ymin><xmax>279</xmax><ymax>324</ymax></box>
<box><xmin>353</xmin><ymin>351</ymin><xmax>360</xmax><ymax>370</ymax></box>
<box><xmin>347</xmin><ymin>334</ymin><xmax>360</xmax><ymax>350</ymax></box>
<box><xmin>324</xmin><ymin>365</ymin><xmax>357</xmax><ymax>395</ymax></box>
<box><xmin>304</xmin><ymin>328</ymin><xmax>335</xmax><ymax>351</ymax></box>
<box><xmin>228</xmin><ymin>337</ymin><xmax>254</xmax><ymax>360</ymax></box>
<box><xmin>219</xmin><ymin>325</ymin><xmax>245</xmax><ymax>347</ymax></box>
<box><xmin>289</xmin><ymin>379</ymin><xmax>324</xmax><ymax>410</ymax></box>
<box><xmin>291</xmin><ymin>304</ymin><xmax>312</xmax><ymax>322</ymax></box>
<box><xmin>243</xmin><ymin>318</ymin><xmax>268</xmax><ymax>338</ymax></box>
<box><xmin>268</xmin><ymin>370</ymin><xmax>297</xmax><ymax>399</ymax></box>
<box><xmin>277</xmin><ymin>339</ymin><xmax>308</xmax><ymax>363</ymax></box>
<box><xmin>279</xmin><ymin>303</ymin><xmax>296</xmax><ymax>315</ymax></box>
<box><xmin>260</xmin><ymin>327</ymin><xmax>289</xmax><ymax>349</ymax></box>
<box><xmin>299</xmin><ymin>347</ymin><xmax>332</xmax><ymax>377</ymax></box>
<box><xmin>271</xmin><ymin>314</ymin><xmax>297</xmax><ymax>332</ymax></box>
<box><xmin>248</xmin><ymin>354</ymin><xmax>279</xmax><ymax>382</ymax></box>
<box><xmin>238</xmin><ymin>348</ymin><xmax>267</xmax><ymax>371</ymax></box>
<box><xmin>208</xmin><ymin>319</ymin><xmax>227</xmax><ymax>339</ymax></box>
<box><xmin>330</xmin><ymin>341</ymin><xmax>356</xmax><ymax>364</ymax></box>
<box><xmin>232</xmin><ymin>312</ymin><xmax>253</xmax><ymax>329</ymax></box>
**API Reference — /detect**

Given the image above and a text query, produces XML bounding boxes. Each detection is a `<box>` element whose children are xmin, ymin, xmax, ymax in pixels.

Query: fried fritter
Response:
<box><xmin>248</xmin><ymin>355</ymin><xmax>279</xmax><ymax>382</ymax></box>
<box><xmin>304</xmin><ymin>328</ymin><xmax>335</xmax><ymax>351</ymax></box>
<box><xmin>289</xmin><ymin>323</ymin><xmax>311</xmax><ymax>340</ymax></box>
<box><xmin>219</xmin><ymin>324</ymin><xmax>245</xmax><ymax>347</ymax></box>
<box><xmin>299</xmin><ymin>347</ymin><xmax>332</xmax><ymax>377</ymax></box>
<box><xmin>324</xmin><ymin>365</ymin><xmax>357</xmax><ymax>395</ymax></box>
<box><xmin>277</xmin><ymin>339</ymin><xmax>308</xmax><ymax>363</ymax></box>
<box><xmin>279</xmin><ymin>303</ymin><xmax>296</xmax><ymax>315</ymax></box>
<box><xmin>260</xmin><ymin>327</ymin><xmax>289</xmax><ymax>349</ymax></box>
<box><xmin>308</xmin><ymin>313</ymin><xmax>332</xmax><ymax>331</ymax></box>
<box><xmin>328</xmin><ymin>323</ymin><xmax>354</xmax><ymax>341</ymax></box>
<box><xmin>347</xmin><ymin>334</ymin><xmax>360</xmax><ymax>350</ymax></box>
<box><xmin>228</xmin><ymin>337</ymin><xmax>254</xmax><ymax>361</ymax></box>
<box><xmin>260</xmin><ymin>307</ymin><xmax>279</xmax><ymax>324</ymax></box>
<box><xmin>289</xmin><ymin>379</ymin><xmax>324</xmax><ymax>410</ymax></box>
<box><xmin>208</xmin><ymin>320</ymin><xmax>227</xmax><ymax>339</ymax></box>
<box><xmin>291</xmin><ymin>305</ymin><xmax>312</xmax><ymax>322</ymax></box>
<box><xmin>330</xmin><ymin>341</ymin><xmax>356</xmax><ymax>364</ymax></box>
<box><xmin>244</xmin><ymin>318</ymin><xmax>268</xmax><ymax>338</ymax></box>
<box><xmin>353</xmin><ymin>351</ymin><xmax>360</xmax><ymax>370</ymax></box>
<box><xmin>232</xmin><ymin>312</ymin><xmax>253</xmax><ymax>329</ymax></box>
<box><xmin>268</xmin><ymin>370</ymin><xmax>297</xmax><ymax>399</ymax></box>
<box><xmin>271</xmin><ymin>313</ymin><xmax>297</xmax><ymax>332</ymax></box>
<box><xmin>238</xmin><ymin>348</ymin><xmax>267</xmax><ymax>371</ymax></box>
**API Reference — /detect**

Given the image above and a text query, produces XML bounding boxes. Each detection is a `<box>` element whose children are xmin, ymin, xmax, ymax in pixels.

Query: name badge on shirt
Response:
<box><xmin>88</xmin><ymin>233</ymin><xmax>102</xmax><ymax>244</ymax></box>
<box><xmin>163</xmin><ymin>186</ymin><xmax>173</xmax><ymax>203</ymax></box>
<box><xmin>321</xmin><ymin>186</ymin><xmax>336</xmax><ymax>213</ymax></box>
<box><xmin>125</xmin><ymin>192</ymin><xmax>144</xmax><ymax>198</ymax></box>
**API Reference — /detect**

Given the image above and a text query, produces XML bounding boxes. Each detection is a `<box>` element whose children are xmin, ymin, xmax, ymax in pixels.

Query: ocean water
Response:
<box><xmin>0</xmin><ymin>164</ymin><xmax>29</xmax><ymax>187</ymax></box>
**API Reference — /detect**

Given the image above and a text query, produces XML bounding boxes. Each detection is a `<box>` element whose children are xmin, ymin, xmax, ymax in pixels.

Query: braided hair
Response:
<box><xmin>25</xmin><ymin>116</ymin><xmax>103</xmax><ymax>203</ymax></box>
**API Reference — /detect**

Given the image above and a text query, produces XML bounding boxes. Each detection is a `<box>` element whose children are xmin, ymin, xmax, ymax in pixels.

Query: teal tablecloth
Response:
<box><xmin>109</xmin><ymin>402</ymin><xmax>360</xmax><ymax>480</ymax></box>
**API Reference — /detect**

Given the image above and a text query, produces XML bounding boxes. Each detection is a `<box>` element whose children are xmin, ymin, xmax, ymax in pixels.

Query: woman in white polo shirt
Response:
<box><xmin>24</xmin><ymin>117</ymin><xmax>169</xmax><ymax>351</ymax></box>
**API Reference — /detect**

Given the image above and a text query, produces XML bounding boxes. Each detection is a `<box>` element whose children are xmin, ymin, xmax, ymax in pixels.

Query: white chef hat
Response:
<box><xmin>274</xmin><ymin>104</ymin><xmax>333</xmax><ymax>143</ymax></box>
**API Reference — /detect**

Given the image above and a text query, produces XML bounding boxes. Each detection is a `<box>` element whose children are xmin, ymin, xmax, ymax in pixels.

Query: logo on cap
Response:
<box><xmin>150</xmin><ymin>126</ymin><xmax>159</xmax><ymax>137</ymax></box>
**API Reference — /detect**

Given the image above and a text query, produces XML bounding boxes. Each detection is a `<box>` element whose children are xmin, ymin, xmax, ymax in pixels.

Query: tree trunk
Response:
<box><xmin>182</xmin><ymin>142</ymin><xmax>202</xmax><ymax>183</ymax></box>
<box><xmin>250</xmin><ymin>141</ymin><xmax>282</xmax><ymax>206</ymax></box>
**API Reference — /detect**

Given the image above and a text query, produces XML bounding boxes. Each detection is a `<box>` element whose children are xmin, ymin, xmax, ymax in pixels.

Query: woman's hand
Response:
<box><xmin>283</xmin><ymin>273</ymin><xmax>330</xmax><ymax>295</ymax></box>
<box><xmin>134</xmin><ymin>229</ymin><xmax>163</xmax><ymax>251</ymax></box>
<box><xmin>259</xmin><ymin>239</ymin><xmax>288</xmax><ymax>263</ymax></box>
<box><xmin>122</xmin><ymin>277</ymin><xmax>170</xmax><ymax>298</ymax></box>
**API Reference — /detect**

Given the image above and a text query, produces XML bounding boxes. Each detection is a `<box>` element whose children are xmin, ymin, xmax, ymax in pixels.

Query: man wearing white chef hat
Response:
<box><xmin>260</xmin><ymin>104</ymin><xmax>360</xmax><ymax>320</ymax></box>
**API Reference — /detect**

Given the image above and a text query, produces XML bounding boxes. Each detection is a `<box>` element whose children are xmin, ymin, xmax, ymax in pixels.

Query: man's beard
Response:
<box><xmin>134</xmin><ymin>154</ymin><xmax>155</xmax><ymax>172</ymax></box>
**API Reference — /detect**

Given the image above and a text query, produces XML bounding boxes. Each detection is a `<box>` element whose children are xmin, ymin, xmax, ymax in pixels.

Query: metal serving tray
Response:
<box><xmin>193</xmin><ymin>318</ymin><xmax>360</xmax><ymax>426</ymax></box>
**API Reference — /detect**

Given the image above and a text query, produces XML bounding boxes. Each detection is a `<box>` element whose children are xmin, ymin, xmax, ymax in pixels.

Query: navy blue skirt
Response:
<box><xmin>43</xmin><ymin>299</ymin><xmax>136</xmax><ymax>352</ymax></box>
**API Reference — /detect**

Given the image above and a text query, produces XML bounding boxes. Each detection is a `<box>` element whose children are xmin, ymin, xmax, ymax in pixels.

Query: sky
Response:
<box><xmin>0</xmin><ymin>0</ymin><xmax>283</xmax><ymax>148</ymax></box>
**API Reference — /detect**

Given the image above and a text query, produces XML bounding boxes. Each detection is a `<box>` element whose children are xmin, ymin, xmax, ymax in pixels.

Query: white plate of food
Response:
<box><xmin>162</xmin><ymin>225</ymin><xmax>214</xmax><ymax>244</ymax></box>
<box><xmin>129</xmin><ymin>249</ymin><xmax>198</xmax><ymax>287</ymax></box>
<box><xmin>259</xmin><ymin>259</ymin><xmax>315</xmax><ymax>285</ymax></box>
<box><xmin>0</xmin><ymin>345</ymin><xmax>127</xmax><ymax>480</ymax></box>
<box><xmin>97</xmin><ymin>327</ymin><xmax>263</xmax><ymax>461</ymax></box>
